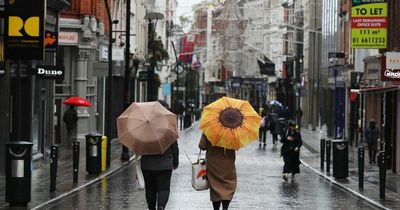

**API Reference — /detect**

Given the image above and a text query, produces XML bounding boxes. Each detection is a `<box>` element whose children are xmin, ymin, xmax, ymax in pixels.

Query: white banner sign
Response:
<box><xmin>386</xmin><ymin>52</ymin><xmax>400</xmax><ymax>69</ymax></box>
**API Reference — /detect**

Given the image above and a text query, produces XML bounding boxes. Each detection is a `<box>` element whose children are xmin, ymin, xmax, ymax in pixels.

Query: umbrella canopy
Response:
<box><xmin>63</xmin><ymin>96</ymin><xmax>91</xmax><ymax>107</ymax></box>
<box><xmin>269</xmin><ymin>99</ymin><xmax>283</xmax><ymax>107</ymax></box>
<box><xmin>199</xmin><ymin>96</ymin><xmax>261</xmax><ymax>150</ymax></box>
<box><xmin>117</xmin><ymin>101</ymin><xmax>179</xmax><ymax>155</ymax></box>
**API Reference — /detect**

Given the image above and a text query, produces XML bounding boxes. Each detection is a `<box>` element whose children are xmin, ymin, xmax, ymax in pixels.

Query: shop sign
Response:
<box><xmin>99</xmin><ymin>45</ymin><xmax>125</xmax><ymax>61</ymax></box>
<box><xmin>45</xmin><ymin>31</ymin><xmax>58</xmax><ymax>51</ymax></box>
<box><xmin>33</xmin><ymin>65</ymin><xmax>64</xmax><ymax>80</ymax></box>
<box><xmin>5</xmin><ymin>0</ymin><xmax>45</xmax><ymax>60</ymax></box>
<box><xmin>138</xmin><ymin>71</ymin><xmax>147</xmax><ymax>81</ymax></box>
<box><xmin>162</xmin><ymin>83</ymin><xmax>171</xmax><ymax>96</ymax></box>
<box><xmin>351</xmin><ymin>0</ymin><xmax>387</xmax><ymax>49</ymax></box>
<box><xmin>382</xmin><ymin>55</ymin><xmax>400</xmax><ymax>81</ymax></box>
<box><xmin>386</xmin><ymin>52</ymin><xmax>400</xmax><ymax>69</ymax></box>
<box><xmin>59</xmin><ymin>32</ymin><xmax>79</xmax><ymax>45</ymax></box>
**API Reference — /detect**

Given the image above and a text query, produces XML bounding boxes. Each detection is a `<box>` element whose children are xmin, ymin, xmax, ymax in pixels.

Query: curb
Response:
<box><xmin>301</xmin><ymin>161</ymin><xmax>390</xmax><ymax>210</ymax></box>
<box><xmin>31</xmin><ymin>155</ymin><xmax>136</xmax><ymax>210</ymax></box>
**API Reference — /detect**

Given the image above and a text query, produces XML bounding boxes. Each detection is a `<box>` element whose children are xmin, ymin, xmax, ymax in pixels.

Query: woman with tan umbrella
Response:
<box><xmin>117</xmin><ymin>101</ymin><xmax>179</xmax><ymax>210</ymax></box>
<box><xmin>198</xmin><ymin>97</ymin><xmax>261</xmax><ymax>210</ymax></box>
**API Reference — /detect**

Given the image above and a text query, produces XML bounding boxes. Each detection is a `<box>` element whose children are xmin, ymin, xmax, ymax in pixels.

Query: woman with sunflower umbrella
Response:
<box><xmin>198</xmin><ymin>97</ymin><xmax>261</xmax><ymax>210</ymax></box>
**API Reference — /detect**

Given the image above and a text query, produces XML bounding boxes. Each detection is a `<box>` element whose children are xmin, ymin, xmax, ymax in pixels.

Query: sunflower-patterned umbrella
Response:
<box><xmin>199</xmin><ymin>97</ymin><xmax>261</xmax><ymax>150</ymax></box>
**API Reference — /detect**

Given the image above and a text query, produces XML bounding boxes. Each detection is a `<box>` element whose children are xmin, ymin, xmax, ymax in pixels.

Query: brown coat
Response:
<box><xmin>198</xmin><ymin>134</ymin><xmax>237</xmax><ymax>202</ymax></box>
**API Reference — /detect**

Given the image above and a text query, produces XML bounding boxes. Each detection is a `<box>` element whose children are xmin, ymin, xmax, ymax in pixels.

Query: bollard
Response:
<box><xmin>50</xmin><ymin>145</ymin><xmax>59</xmax><ymax>192</ymax></box>
<box><xmin>358</xmin><ymin>147</ymin><xmax>364</xmax><ymax>189</ymax></box>
<box><xmin>102</xmin><ymin>136</ymin><xmax>107</xmax><ymax>172</ymax></box>
<box><xmin>73</xmin><ymin>141</ymin><xmax>80</xmax><ymax>183</ymax></box>
<box><xmin>378</xmin><ymin>151</ymin><xmax>386</xmax><ymax>199</ymax></box>
<box><xmin>320</xmin><ymin>139</ymin><xmax>325</xmax><ymax>169</ymax></box>
<box><xmin>326</xmin><ymin>140</ymin><xmax>331</xmax><ymax>173</ymax></box>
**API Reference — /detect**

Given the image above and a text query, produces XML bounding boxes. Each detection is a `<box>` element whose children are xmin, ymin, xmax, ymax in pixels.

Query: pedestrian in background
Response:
<box><xmin>140</xmin><ymin>101</ymin><xmax>179</xmax><ymax>210</ymax></box>
<box><xmin>63</xmin><ymin>105</ymin><xmax>78</xmax><ymax>145</ymax></box>
<box><xmin>199</xmin><ymin>134</ymin><xmax>236</xmax><ymax>210</ymax></box>
<box><xmin>364</xmin><ymin>119</ymin><xmax>380</xmax><ymax>164</ymax></box>
<box><xmin>280</xmin><ymin>120</ymin><xmax>302</xmax><ymax>182</ymax></box>
<box><xmin>259</xmin><ymin>109</ymin><xmax>268</xmax><ymax>147</ymax></box>
<box><xmin>270</xmin><ymin>113</ymin><xmax>281</xmax><ymax>145</ymax></box>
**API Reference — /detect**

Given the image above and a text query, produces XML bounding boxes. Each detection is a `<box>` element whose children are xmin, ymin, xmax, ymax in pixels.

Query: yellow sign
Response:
<box><xmin>351</xmin><ymin>2</ymin><xmax>387</xmax><ymax>49</ymax></box>
<box><xmin>8</xmin><ymin>16</ymin><xmax>40</xmax><ymax>37</ymax></box>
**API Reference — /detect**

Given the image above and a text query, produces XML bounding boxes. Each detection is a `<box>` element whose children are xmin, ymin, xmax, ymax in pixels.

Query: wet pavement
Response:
<box><xmin>42</xmin><ymin>124</ymin><xmax>377</xmax><ymax>210</ymax></box>
<box><xmin>300</xmin><ymin>128</ymin><xmax>400</xmax><ymax>210</ymax></box>
<box><xmin>0</xmin><ymin>139</ymin><xmax>135</xmax><ymax>210</ymax></box>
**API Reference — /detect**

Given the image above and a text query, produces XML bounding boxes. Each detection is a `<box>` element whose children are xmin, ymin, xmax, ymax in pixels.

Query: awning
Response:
<box><xmin>257</xmin><ymin>55</ymin><xmax>275</xmax><ymax>76</ymax></box>
<box><xmin>359</xmin><ymin>85</ymin><xmax>400</xmax><ymax>94</ymax></box>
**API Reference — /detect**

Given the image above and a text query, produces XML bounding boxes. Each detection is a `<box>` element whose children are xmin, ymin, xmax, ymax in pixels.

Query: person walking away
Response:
<box><xmin>199</xmin><ymin>134</ymin><xmax>236</xmax><ymax>210</ymax></box>
<box><xmin>281</xmin><ymin>120</ymin><xmax>302</xmax><ymax>182</ymax></box>
<box><xmin>259</xmin><ymin>110</ymin><xmax>267</xmax><ymax>147</ymax></box>
<box><xmin>141</xmin><ymin>101</ymin><xmax>179</xmax><ymax>210</ymax></box>
<box><xmin>270</xmin><ymin>113</ymin><xmax>281</xmax><ymax>145</ymax></box>
<box><xmin>364</xmin><ymin>119</ymin><xmax>380</xmax><ymax>164</ymax></box>
<box><xmin>63</xmin><ymin>105</ymin><xmax>78</xmax><ymax>145</ymax></box>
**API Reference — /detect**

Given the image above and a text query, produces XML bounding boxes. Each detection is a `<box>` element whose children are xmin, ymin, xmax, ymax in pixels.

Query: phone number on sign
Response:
<box><xmin>352</xmin><ymin>37</ymin><xmax>386</xmax><ymax>44</ymax></box>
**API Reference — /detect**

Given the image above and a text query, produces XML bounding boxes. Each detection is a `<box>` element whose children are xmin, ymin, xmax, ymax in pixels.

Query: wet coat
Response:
<box><xmin>280</xmin><ymin>129</ymin><xmax>302</xmax><ymax>174</ymax></box>
<box><xmin>198</xmin><ymin>134</ymin><xmax>236</xmax><ymax>202</ymax></box>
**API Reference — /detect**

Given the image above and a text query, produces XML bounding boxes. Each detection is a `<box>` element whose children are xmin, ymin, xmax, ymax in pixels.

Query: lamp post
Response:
<box><xmin>121</xmin><ymin>0</ymin><xmax>131</xmax><ymax>161</ymax></box>
<box><xmin>145</xmin><ymin>12</ymin><xmax>163</xmax><ymax>101</ymax></box>
<box><xmin>104</xmin><ymin>0</ymin><xmax>113</xmax><ymax>168</ymax></box>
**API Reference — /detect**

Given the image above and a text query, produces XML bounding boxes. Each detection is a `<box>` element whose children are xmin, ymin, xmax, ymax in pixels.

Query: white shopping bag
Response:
<box><xmin>191</xmin><ymin>151</ymin><xmax>209</xmax><ymax>191</ymax></box>
<box><xmin>134</xmin><ymin>156</ymin><xmax>145</xmax><ymax>190</ymax></box>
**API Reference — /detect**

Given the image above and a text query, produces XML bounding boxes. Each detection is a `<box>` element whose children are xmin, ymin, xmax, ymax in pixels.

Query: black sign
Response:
<box><xmin>45</xmin><ymin>31</ymin><xmax>58</xmax><ymax>52</ymax></box>
<box><xmin>231</xmin><ymin>76</ymin><xmax>243</xmax><ymax>88</ymax></box>
<box><xmin>5</xmin><ymin>0</ymin><xmax>45</xmax><ymax>60</ymax></box>
<box><xmin>328</xmin><ymin>52</ymin><xmax>345</xmax><ymax>59</ymax></box>
<box><xmin>34</xmin><ymin>65</ymin><xmax>64</xmax><ymax>80</ymax></box>
<box><xmin>258</xmin><ymin>56</ymin><xmax>275</xmax><ymax>76</ymax></box>
<box><xmin>138</xmin><ymin>71</ymin><xmax>147</xmax><ymax>82</ymax></box>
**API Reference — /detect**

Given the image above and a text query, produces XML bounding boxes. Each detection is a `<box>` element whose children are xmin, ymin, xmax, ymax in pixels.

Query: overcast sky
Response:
<box><xmin>176</xmin><ymin>0</ymin><xmax>197</xmax><ymax>19</ymax></box>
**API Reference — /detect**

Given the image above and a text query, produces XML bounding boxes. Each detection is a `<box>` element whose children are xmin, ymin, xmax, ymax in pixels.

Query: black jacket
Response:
<box><xmin>280</xmin><ymin>129</ymin><xmax>302</xmax><ymax>156</ymax></box>
<box><xmin>141</xmin><ymin>141</ymin><xmax>179</xmax><ymax>171</ymax></box>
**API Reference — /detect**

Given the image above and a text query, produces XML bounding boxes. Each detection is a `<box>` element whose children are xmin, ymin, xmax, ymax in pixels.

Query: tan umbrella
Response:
<box><xmin>117</xmin><ymin>101</ymin><xmax>179</xmax><ymax>155</ymax></box>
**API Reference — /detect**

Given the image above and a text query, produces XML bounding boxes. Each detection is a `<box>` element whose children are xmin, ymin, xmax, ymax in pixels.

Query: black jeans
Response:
<box><xmin>259</xmin><ymin>128</ymin><xmax>267</xmax><ymax>143</ymax></box>
<box><xmin>143</xmin><ymin>169</ymin><xmax>172</xmax><ymax>210</ymax></box>
<box><xmin>367</xmin><ymin>143</ymin><xmax>377</xmax><ymax>163</ymax></box>
<box><xmin>212</xmin><ymin>200</ymin><xmax>231</xmax><ymax>210</ymax></box>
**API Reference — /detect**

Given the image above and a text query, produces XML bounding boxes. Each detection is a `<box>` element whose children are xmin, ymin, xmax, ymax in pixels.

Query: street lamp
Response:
<box><xmin>121</xmin><ymin>0</ymin><xmax>132</xmax><ymax>161</ymax></box>
<box><xmin>145</xmin><ymin>11</ymin><xmax>164</xmax><ymax>101</ymax></box>
<box><xmin>104</xmin><ymin>0</ymin><xmax>113</xmax><ymax>168</ymax></box>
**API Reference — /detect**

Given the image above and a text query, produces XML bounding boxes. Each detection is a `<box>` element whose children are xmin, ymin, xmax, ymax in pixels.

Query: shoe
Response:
<box><xmin>291</xmin><ymin>174</ymin><xmax>295</xmax><ymax>182</ymax></box>
<box><xmin>282</xmin><ymin>174</ymin><xmax>288</xmax><ymax>182</ymax></box>
<box><xmin>259</xmin><ymin>143</ymin><xmax>261</xmax><ymax>147</ymax></box>
<box><xmin>263</xmin><ymin>143</ymin><xmax>266</xmax><ymax>147</ymax></box>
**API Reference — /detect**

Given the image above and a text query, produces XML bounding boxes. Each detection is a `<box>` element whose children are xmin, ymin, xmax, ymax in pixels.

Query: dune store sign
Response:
<box><xmin>34</xmin><ymin>65</ymin><xmax>65</xmax><ymax>80</ymax></box>
<box><xmin>4</xmin><ymin>0</ymin><xmax>45</xmax><ymax>60</ymax></box>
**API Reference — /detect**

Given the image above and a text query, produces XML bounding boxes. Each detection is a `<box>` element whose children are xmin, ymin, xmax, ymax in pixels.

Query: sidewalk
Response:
<box><xmin>299</xmin><ymin>128</ymin><xmax>400</xmax><ymax>210</ymax></box>
<box><xmin>0</xmin><ymin>139</ymin><xmax>135</xmax><ymax>210</ymax></box>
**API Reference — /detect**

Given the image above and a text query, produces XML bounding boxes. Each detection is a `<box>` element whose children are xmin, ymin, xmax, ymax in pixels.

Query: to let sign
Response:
<box><xmin>351</xmin><ymin>0</ymin><xmax>387</xmax><ymax>49</ymax></box>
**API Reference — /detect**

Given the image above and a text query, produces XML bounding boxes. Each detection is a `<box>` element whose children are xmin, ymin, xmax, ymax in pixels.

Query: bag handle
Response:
<box><xmin>184</xmin><ymin>149</ymin><xmax>204</xmax><ymax>164</ymax></box>
<box><xmin>197</xmin><ymin>150</ymin><xmax>202</xmax><ymax>162</ymax></box>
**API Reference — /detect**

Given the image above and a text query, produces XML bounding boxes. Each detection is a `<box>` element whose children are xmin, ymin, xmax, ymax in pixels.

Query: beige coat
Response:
<box><xmin>198</xmin><ymin>134</ymin><xmax>237</xmax><ymax>202</ymax></box>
